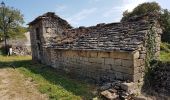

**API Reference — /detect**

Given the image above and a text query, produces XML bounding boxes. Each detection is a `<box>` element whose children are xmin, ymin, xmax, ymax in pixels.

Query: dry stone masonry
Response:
<box><xmin>28</xmin><ymin>12</ymin><xmax>162</xmax><ymax>88</ymax></box>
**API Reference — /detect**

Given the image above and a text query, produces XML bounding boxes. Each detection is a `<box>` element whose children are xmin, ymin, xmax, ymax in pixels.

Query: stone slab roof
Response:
<box><xmin>28</xmin><ymin>12</ymin><xmax>72</xmax><ymax>29</ymax></box>
<box><xmin>32</xmin><ymin>12</ymin><xmax>161</xmax><ymax>52</ymax></box>
<box><xmin>49</xmin><ymin>21</ymin><xmax>152</xmax><ymax>51</ymax></box>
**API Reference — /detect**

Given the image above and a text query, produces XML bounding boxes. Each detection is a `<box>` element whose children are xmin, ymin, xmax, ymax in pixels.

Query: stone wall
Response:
<box><xmin>133</xmin><ymin>20</ymin><xmax>162</xmax><ymax>82</ymax></box>
<box><xmin>29</xmin><ymin>21</ymin><xmax>43</xmax><ymax>61</ymax></box>
<box><xmin>44</xmin><ymin>48</ymin><xmax>142</xmax><ymax>83</ymax></box>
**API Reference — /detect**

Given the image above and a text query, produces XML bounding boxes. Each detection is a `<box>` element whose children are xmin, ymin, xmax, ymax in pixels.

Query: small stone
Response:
<box><xmin>120</xmin><ymin>91</ymin><xmax>132</xmax><ymax>100</ymax></box>
<box><xmin>114</xmin><ymin>85</ymin><xmax>120</xmax><ymax>90</ymax></box>
<box><xmin>99</xmin><ymin>83</ymin><xmax>112</xmax><ymax>91</ymax></box>
<box><xmin>112</xmin><ymin>81</ymin><xmax>121</xmax><ymax>86</ymax></box>
<box><xmin>92</xmin><ymin>97</ymin><xmax>99</xmax><ymax>100</ymax></box>
<box><xmin>101</xmin><ymin>90</ymin><xmax>119</xmax><ymax>100</ymax></box>
<box><xmin>108</xmin><ymin>88</ymin><xmax>117</xmax><ymax>93</ymax></box>
<box><xmin>133</xmin><ymin>96</ymin><xmax>148</xmax><ymax>100</ymax></box>
<box><xmin>120</xmin><ymin>82</ymin><xmax>136</xmax><ymax>93</ymax></box>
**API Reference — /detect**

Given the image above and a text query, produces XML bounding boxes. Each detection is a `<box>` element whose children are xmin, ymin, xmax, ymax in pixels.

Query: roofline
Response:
<box><xmin>27</xmin><ymin>12</ymin><xmax>55</xmax><ymax>25</ymax></box>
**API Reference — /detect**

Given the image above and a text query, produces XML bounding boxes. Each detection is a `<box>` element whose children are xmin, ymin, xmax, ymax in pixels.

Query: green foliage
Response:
<box><xmin>160</xmin><ymin>9</ymin><xmax>170</xmax><ymax>43</ymax></box>
<box><xmin>0</xmin><ymin>48</ymin><xmax>4</xmax><ymax>55</ymax></box>
<box><xmin>142</xmin><ymin>60</ymin><xmax>170</xmax><ymax>97</ymax></box>
<box><xmin>0</xmin><ymin>5</ymin><xmax>25</xmax><ymax>39</ymax></box>
<box><xmin>0</xmin><ymin>26</ymin><xmax>28</xmax><ymax>39</ymax></box>
<box><xmin>121</xmin><ymin>2</ymin><xmax>161</xmax><ymax>21</ymax></box>
<box><xmin>131</xmin><ymin>2</ymin><xmax>160</xmax><ymax>16</ymax></box>
<box><xmin>121</xmin><ymin>2</ymin><xmax>170</xmax><ymax>44</ymax></box>
<box><xmin>144</xmin><ymin>42</ymin><xmax>170</xmax><ymax>90</ymax></box>
<box><xmin>160</xmin><ymin>42</ymin><xmax>170</xmax><ymax>52</ymax></box>
<box><xmin>160</xmin><ymin>51</ymin><xmax>170</xmax><ymax>62</ymax></box>
<box><xmin>145</xmin><ymin>26</ymin><xmax>157</xmax><ymax>69</ymax></box>
<box><xmin>0</xmin><ymin>56</ymin><xmax>96</xmax><ymax>100</ymax></box>
<box><xmin>0</xmin><ymin>45</ymin><xmax>11</xmax><ymax>55</ymax></box>
<box><xmin>8</xmin><ymin>26</ymin><xmax>28</xmax><ymax>39</ymax></box>
<box><xmin>160</xmin><ymin>42</ymin><xmax>170</xmax><ymax>61</ymax></box>
<box><xmin>143</xmin><ymin>42</ymin><xmax>170</xmax><ymax>96</ymax></box>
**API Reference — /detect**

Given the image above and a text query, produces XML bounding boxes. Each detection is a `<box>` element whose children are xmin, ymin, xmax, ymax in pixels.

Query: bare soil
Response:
<box><xmin>0</xmin><ymin>68</ymin><xmax>48</xmax><ymax>100</ymax></box>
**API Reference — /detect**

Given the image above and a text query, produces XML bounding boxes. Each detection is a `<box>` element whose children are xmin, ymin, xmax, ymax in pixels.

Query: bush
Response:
<box><xmin>0</xmin><ymin>47</ymin><xmax>5</xmax><ymax>55</ymax></box>
<box><xmin>0</xmin><ymin>45</ymin><xmax>12</xmax><ymax>55</ymax></box>
<box><xmin>143</xmin><ymin>60</ymin><xmax>170</xmax><ymax>96</ymax></box>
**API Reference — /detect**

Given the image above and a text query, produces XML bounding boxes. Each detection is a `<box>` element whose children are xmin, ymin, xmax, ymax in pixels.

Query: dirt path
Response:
<box><xmin>0</xmin><ymin>68</ymin><xmax>48</xmax><ymax>100</ymax></box>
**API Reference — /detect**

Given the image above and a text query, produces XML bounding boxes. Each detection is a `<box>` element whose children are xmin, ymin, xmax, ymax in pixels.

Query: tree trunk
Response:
<box><xmin>4</xmin><ymin>35</ymin><xmax>8</xmax><ymax>55</ymax></box>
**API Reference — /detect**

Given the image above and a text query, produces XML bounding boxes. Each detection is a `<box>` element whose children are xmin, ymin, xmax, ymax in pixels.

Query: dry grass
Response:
<box><xmin>0</xmin><ymin>55</ymin><xmax>97</xmax><ymax>100</ymax></box>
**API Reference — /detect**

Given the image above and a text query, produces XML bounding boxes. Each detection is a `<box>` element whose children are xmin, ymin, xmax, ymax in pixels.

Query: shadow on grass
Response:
<box><xmin>0</xmin><ymin>57</ymin><xmax>95</xmax><ymax>99</ymax></box>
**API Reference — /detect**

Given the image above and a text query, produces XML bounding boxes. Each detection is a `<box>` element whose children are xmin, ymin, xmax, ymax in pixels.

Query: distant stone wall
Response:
<box><xmin>12</xmin><ymin>45</ymin><xmax>31</xmax><ymax>55</ymax></box>
<box><xmin>0</xmin><ymin>36</ymin><xmax>31</xmax><ymax>55</ymax></box>
<box><xmin>42</xmin><ymin>49</ymin><xmax>141</xmax><ymax>83</ymax></box>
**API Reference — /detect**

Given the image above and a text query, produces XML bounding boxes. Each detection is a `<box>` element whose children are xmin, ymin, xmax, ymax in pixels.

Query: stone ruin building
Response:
<box><xmin>28</xmin><ymin>12</ymin><xmax>162</xmax><ymax>87</ymax></box>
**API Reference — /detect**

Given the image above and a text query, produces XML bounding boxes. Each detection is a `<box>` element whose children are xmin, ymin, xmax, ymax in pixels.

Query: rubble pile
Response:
<box><xmin>99</xmin><ymin>81</ymin><xmax>142</xmax><ymax>100</ymax></box>
<box><xmin>12</xmin><ymin>46</ymin><xmax>31</xmax><ymax>55</ymax></box>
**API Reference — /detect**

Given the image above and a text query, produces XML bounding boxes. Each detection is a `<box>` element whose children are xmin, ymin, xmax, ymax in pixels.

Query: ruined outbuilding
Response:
<box><xmin>28</xmin><ymin>12</ymin><xmax>162</xmax><ymax>84</ymax></box>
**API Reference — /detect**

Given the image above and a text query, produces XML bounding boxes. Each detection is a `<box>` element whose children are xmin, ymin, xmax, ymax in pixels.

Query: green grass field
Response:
<box><xmin>0</xmin><ymin>56</ymin><xmax>97</xmax><ymax>100</ymax></box>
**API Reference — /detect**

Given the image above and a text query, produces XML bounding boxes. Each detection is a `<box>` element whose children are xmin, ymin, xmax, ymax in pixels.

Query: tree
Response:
<box><xmin>121</xmin><ymin>2</ymin><xmax>161</xmax><ymax>21</ymax></box>
<box><xmin>0</xmin><ymin>1</ymin><xmax>24</xmax><ymax>54</ymax></box>
<box><xmin>121</xmin><ymin>2</ymin><xmax>170</xmax><ymax>43</ymax></box>
<box><xmin>160</xmin><ymin>9</ymin><xmax>170</xmax><ymax>43</ymax></box>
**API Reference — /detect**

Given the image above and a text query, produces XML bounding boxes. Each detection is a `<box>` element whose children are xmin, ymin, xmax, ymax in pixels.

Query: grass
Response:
<box><xmin>0</xmin><ymin>56</ymin><xmax>96</xmax><ymax>100</ymax></box>
<box><xmin>160</xmin><ymin>51</ymin><xmax>170</xmax><ymax>62</ymax></box>
<box><xmin>160</xmin><ymin>42</ymin><xmax>170</xmax><ymax>62</ymax></box>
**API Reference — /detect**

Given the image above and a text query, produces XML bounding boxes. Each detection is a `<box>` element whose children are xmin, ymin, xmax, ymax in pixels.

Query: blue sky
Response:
<box><xmin>3</xmin><ymin>0</ymin><xmax>170</xmax><ymax>27</ymax></box>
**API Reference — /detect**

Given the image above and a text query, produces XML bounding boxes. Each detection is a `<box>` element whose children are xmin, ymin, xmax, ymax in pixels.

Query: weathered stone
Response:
<box><xmin>100</xmin><ymin>90</ymin><xmax>119</xmax><ymax>100</ymax></box>
<box><xmin>133</xmin><ymin>96</ymin><xmax>148</xmax><ymax>100</ymax></box>
<box><xmin>120</xmin><ymin>91</ymin><xmax>132</xmax><ymax>100</ymax></box>
<box><xmin>134</xmin><ymin>59</ymin><xmax>141</xmax><ymax>67</ymax></box>
<box><xmin>79</xmin><ymin>51</ymin><xmax>87</xmax><ymax>57</ymax></box>
<box><xmin>133</xmin><ymin>72</ymin><xmax>144</xmax><ymax>82</ymax></box>
<box><xmin>105</xmin><ymin>58</ymin><xmax>114</xmax><ymax>65</ymax></box>
<box><xmin>139</xmin><ymin>54</ymin><xmax>146</xmax><ymax>59</ymax></box>
<box><xmin>108</xmin><ymin>88</ymin><xmax>117</xmax><ymax>94</ymax></box>
<box><xmin>122</xmin><ymin>60</ymin><xmax>133</xmax><ymax>67</ymax></box>
<box><xmin>89</xmin><ymin>58</ymin><xmax>104</xmax><ymax>63</ymax></box>
<box><xmin>89</xmin><ymin>52</ymin><xmax>98</xmax><ymax>58</ymax></box>
<box><xmin>120</xmin><ymin>82</ymin><xmax>136</xmax><ymax>93</ymax></box>
<box><xmin>98</xmin><ymin>52</ymin><xmax>110</xmax><ymax>58</ymax></box>
<box><xmin>104</xmin><ymin>64</ymin><xmax>111</xmax><ymax>70</ymax></box>
<box><xmin>115</xmin><ymin>72</ymin><xmax>124</xmax><ymax>80</ymax></box>
<box><xmin>133</xmin><ymin>51</ymin><xmax>140</xmax><ymax>59</ymax></box>
<box><xmin>114</xmin><ymin>59</ymin><xmax>122</xmax><ymax>66</ymax></box>
<box><xmin>99</xmin><ymin>83</ymin><xmax>112</xmax><ymax>91</ymax></box>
